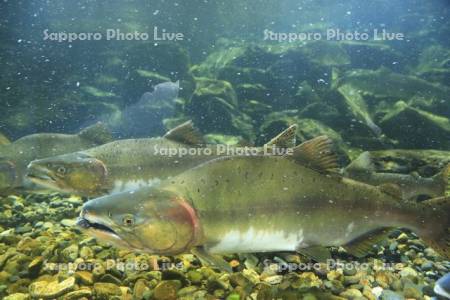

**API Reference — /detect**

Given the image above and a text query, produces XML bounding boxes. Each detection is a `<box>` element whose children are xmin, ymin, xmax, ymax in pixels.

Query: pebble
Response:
<box><xmin>93</xmin><ymin>282</ymin><xmax>122</xmax><ymax>299</ymax></box>
<box><xmin>380</xmin><ymin>290</ymin><xmax>405</xmax><ymax>300</ymax></box>
<box><xmin>263</xmin><ymin>275</ymin><xmax>283</xmax><ymax>285</ymax></box>
<box><xmin>75</xmin><ymin>271</ymin><xmax>94</xmax><ymax>285</ymax></box>
<box><xmin>62</xmin><ymin>288</ymin><xmax>92</xmax><ymax>300</ymax></box>
<box><xmin>399</xmin><ymin>267</ymin><xmax>418</xmax><ymax>278</ymax></box>
<box><xmin>4</xmin><ymin>293</ymin><xmax>29</xmax><ymax>300</ymax></box>
<box><xmin>371</xmin><ymin>286</ymin><xmax>383</xmax><ymax>298</ymax></box>
<box><xmin>339</xmin><ymin>288</ymin><xmax>363</xmax><ymax>299</ymax></box>
<box><xmin>60</xmin><ymin>219</ymin><xmax>77</xmax><ymax>227</ymax></box>
<box><xmin>29</xmin><ymin>277</ymin><xmax>75</xmax><ymax>299</ymax></box>
<box><xmin>61</xmin><ymin>244</ymin><xmax>79</xmax><ymax>262</ymax></box>
<box><xmin>153</xmin><ymin>281</ymin><xmax>181</xmax><ymax>300</ymax></box>
<box><xmin>133</xmin><ymin>279</ymin><xmax>149</xmax><ymax>299</ymax></box>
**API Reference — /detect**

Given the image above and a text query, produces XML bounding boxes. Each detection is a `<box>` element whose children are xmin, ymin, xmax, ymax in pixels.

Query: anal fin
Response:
<box><xmin>344</xmin><ymin>227</ymin><xmax>395</xmax><ymax>258</ymax></box>
<box><xmin>297</xmin><ymin>246</ymin><xmax>331</xmax><ymax>263</ymax></box>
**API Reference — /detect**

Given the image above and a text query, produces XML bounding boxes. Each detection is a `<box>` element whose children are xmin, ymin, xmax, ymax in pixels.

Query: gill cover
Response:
<box><xmin>132</xmin><ymin>194</ymin><xmax>201</xmax><ymax>255</ymax></box>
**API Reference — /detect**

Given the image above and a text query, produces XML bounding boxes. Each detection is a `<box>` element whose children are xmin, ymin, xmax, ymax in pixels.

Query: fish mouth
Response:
<box><xmin>76</xmin><ymin>216</ymin><xmax>118</xmax><ymax>237</ymax></box>
<box><xmin>26</xmin><ymin>164</ymin><xmax>57</xmax><ymax>184</ymax></box>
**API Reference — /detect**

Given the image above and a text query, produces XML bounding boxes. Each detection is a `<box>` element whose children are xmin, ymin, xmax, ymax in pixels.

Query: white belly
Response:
<box><xmin>208</xmin><ymin>227</ymin><xmax>307</xmax><ymax>253</ymax></box>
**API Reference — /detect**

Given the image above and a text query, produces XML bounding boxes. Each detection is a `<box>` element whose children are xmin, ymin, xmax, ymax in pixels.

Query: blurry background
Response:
<box><xmin>0</xmin><ymin>0</ymin><xmax>449</xmax><ymax>151</ymax></box>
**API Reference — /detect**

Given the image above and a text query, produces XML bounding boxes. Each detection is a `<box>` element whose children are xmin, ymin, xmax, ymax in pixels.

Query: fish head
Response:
<box><xmin>26</xmin><ymin>152</ymin><xmax>108</xmax><ymax>196</ymax></box>
<box><xmin>77</xmin><ymin>188</ymin><xmax>200</xmax><ymax>255</ymax></box>
<box><xmin>0</xmin><ymin>159</ymin><xmax>17</xmax><ymax>190</ymax></box>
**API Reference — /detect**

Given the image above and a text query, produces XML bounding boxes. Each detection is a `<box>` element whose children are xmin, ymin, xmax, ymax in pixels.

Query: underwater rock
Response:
<box><xmin>3</xmin><ymin>293</ymin><xmax>29</xmax><ymax>300</ymax></box>
<box><xmin>367</xmin><ymin>149</ymin><xmax>450</xmax><ymax>176</ymax></box>
<box><xmin>93</xmin><ymin>282</ymin><xmax>122</xmax><ymax>299</ymax></box>
<box><xmin>186</xmin><ymin>78</ymin><xmax>253</xmax><ymax>138</ymax></box>
<box><xmin>235</xmin><ymin>83</ymin><xmax>271</xmax><ymax>104</ymax></box>
<box><xmin>408</xmin><ymin>95</ymin><xmax>450</xmax><ymax>116</ymax></box>
<box><xmin>192</xmin><ymin>45</ymin><xmax>278</xmax><ymax>77</ymax></box>
<box><xmin>190</xmin><ymin>77</ymin><xmax>238</xmax><ymax>107</ymax></box>
<box><xmin>380</xmin><ymin>101</ymin><xmax>450</xmax><ymax>149</ymax></box>
<box><xmin>62</xmin><ymin>288</ymin><xmax>92</xmax><ymax>300</ymax></box>
<box><xmin>75</xmin><ymin>271</ymin><xmax>94</xmax><ymax>285</ymax></box>
<box><xmin>61</xmin><ymin>244</ymin><xmax>79</xmax><ymax>262</ymax></box>
<box><xmin>29</xmin><ymin>277</ymin><xmax>75</xmax><ymax>299</ymax></box>
<box><xmin>336</xmin><ymin>84</ymin><xmax>382</xmax><ymax>137</ymax></box>
<box><xmin>125</xmin><ymin>43</ymin><xmax>190</xmax><ymax>81</ymax></box>
<box><xmin>300</xmin><ymin>41</ymin><xmax>351</xmax><ymax>67</ymax></box>
<box><xmin>217</xmin><ymin>66</ymin><xmax>275</xmax><ymax>88</ymax></box>
<box><xmin>339</xmin><ymin>288</ymin><xmax>363</xmax><ymax>299</ymax></box>
<box><xmin>380</xmin><ymin>290</ymin><xmax>405</xmax><ymax>300</ymax></box>
<box><xmin>299</xmin><ymin>102</ymin><xmax>341</xmax><ymax>128</ymax></box>
<box><xmin>416</xmin><ymin>45</ymin><xmax>450</xmax><ymax>72</ymax></box>
<box><xmin>334</xmin><ymin>67</ymin><xmax>450</xmax><ymax>102</ymax></box>
<box><xmin>153</xmin><ymin>280</ymin><xmax>181</xmax><ymax>300</ymax></box>
<box><xmin>340</xmin><ymin>41</ymin><xmax>404</xmax><ymax>70</ymax></box>
<box><xmin>133</xmin><ymin>278</ymin><xmax>150</xmax><ymax>299</ymax></box>
<box><xmin>27</xmin><ymin>256</ymin><xmax>44</xmax><ymax>278</ymax></box>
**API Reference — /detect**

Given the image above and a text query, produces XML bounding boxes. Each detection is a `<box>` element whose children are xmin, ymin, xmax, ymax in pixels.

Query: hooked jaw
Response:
<box><xmin>76</xmin><ymin>207</ymin><xmax>133</xmax><ymax>249</ymax></box>
<box><xmin>26</xmin><ymin>161</ymin><xmax>59</xmax><ymax>188</ymax></box>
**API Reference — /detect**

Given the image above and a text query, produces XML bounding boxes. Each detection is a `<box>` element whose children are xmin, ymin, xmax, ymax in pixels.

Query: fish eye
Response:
<box><xmin>56</xmin><ymin>166</ymin><xmax>67</xmax><ymax>175</ymax></box>
<box><xmin>122</xmin><ymin>214</ymin><xmax>135</xmax><ymax>226</ymax></box>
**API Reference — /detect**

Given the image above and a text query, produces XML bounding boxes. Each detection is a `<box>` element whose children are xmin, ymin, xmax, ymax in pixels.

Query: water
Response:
<box><xmin>0</xmin><ymin>0</ymin><xmax>449</xmax><ymax>299</ymax></box>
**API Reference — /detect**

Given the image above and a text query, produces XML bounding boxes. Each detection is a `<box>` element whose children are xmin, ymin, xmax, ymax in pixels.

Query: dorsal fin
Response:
<box><xmin>378</xmin><ymin>183</ymin><xmax>403</xmax><ymax>200</ymax></box>
<box><xmin>344</xmin><ymin>227</ymin><xmax>395</xmax><ymax>258</ymax></box>
<box><xmin>289</xmin><ymin>135</ymin><xmax>339</xmax><ymax>173</ymax></box>
<box><xmin>78</xmin><ymin>123</ymin><xmax>113</xmax><ymax>145</ymax></box>
<box><xmin>265</xmin><ymin>124</ymin><xmax>297</xmax><ymax>148</ymax></box>
<box><xmin>163</xmin><ymin>120</ymin><xmax>205</xmax><ymax>145</ymax></box>
<box><xmin>345</xmin><ymin>151</ymin><xmax>375</xmax><ymax>173</ymax></box>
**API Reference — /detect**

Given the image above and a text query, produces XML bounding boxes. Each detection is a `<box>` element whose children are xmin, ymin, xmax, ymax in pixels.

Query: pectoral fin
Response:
<box><xmin>191</xmin><ymin>246</ymin><xmax>232</xmax><ymax>273</ymax></box>
<box><xmin>297</xmin><ymin>246</ymin><xmax>331</xmax><ymax>263</ymax></box>
<box><xmin>344</xmin><ymin>227</ymin><xmax>395</xmax><ymax>258</ymax></box>
<box><xmin>163</xmin><ymin>120</ymin><xmax>205</xmax><ymax>146</ymax></box>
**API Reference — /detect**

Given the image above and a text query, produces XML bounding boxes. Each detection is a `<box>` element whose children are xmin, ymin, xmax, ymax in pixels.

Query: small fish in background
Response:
<box><xmin>343</xmin><ymin>151</ymin><xmax>450</xmax><ymax>200</ymax></box>
<box><xmin>99</xmin><ymin>81</ymin><xmax>180</xmax><ymax>139</ymax></box>
<box><xmin>435</xmin><ymin>273</ymin><xmax>450</xmax><ymax>299</ymax></box>
<box><xmin>76</xmin><ymin>136</ymin><xmax>450</xmax><ymax>272</ymax></box>
<box><xmin>0</xmin><ymin>123</ymin><xmax>112</xmax><ymax>194</ymax></box>
<box><xmin>27</xmin><ymin>122</ymin><xmax>297</xmax><ymax>197</ymax></box>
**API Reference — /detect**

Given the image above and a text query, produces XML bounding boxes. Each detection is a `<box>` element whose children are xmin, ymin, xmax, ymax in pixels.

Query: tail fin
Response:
<box><xmin>417</xmin><ymin>196</ymin><xmax>450</xmax><ymax>259</ymax></box>
<box><xmin>432</xmin><ymin>164</ymin><xmax>450</xmax><ymax>197</ymax></box>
